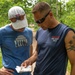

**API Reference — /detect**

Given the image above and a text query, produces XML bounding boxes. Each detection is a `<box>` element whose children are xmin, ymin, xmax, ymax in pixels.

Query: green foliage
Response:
<box><xmin>66</xmin><ymin>0</ymin><xmax>75</xmax><ymax>12</ymax></box>
<box><xmin>67</xmin><ymin>60</ymin><xmax>71</xmax><ymax>73</ymax></box>
<box><xmin>60</xmin><ymin>11</ymin><xmax>75</xmax><ymax>29</ymax></box>
<box><xmin>0</xmin><ymin>1</ymin><xmax>11</xmax><ymax>27</ymax></box>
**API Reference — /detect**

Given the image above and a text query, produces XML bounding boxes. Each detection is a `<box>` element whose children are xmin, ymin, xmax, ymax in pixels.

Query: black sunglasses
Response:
<box><xmin>35</xmin><ymin>10</ymin><xmax>50</xmax><ymax>24</ymax></box>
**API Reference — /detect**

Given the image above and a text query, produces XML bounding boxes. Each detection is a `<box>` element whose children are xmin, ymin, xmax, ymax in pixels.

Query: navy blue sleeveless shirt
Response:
<box><xmin>34</xmin><ymin>23</ymin><xmax>71</xmax><ymax>75</ymax></box>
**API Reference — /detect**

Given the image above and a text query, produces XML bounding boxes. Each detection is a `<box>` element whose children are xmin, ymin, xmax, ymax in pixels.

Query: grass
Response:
<box><xmin>67</xmin><ymin>60</ymin><xmax>71</xmax><ymax>73</ymax></box>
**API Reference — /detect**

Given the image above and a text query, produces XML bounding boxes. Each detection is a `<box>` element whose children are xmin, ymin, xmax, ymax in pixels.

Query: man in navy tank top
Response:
<box><xmin>21</xmin><ymin>2</ymin><xmax>75</xmax><ymax>75</ymax></box>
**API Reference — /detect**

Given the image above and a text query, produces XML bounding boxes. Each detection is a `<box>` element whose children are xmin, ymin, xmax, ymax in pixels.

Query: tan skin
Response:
<box><xmin>65</xmin><ymin>31</ymin><xmax>75</xmax><ymax>75</ymax></box>
<box><xmin>0</xmin><ymin>24</ymin><xmax>33</xmax><ymax>74</ymax></box>
<box><xmin>21</xmin><ymin>11</ymin><xmax>75</xmax><ymax>75</ymax></box>
<box><xmin>0</xmin><ymin>68</ymin><xmax>13</xmax><ymax>75</ymax></box>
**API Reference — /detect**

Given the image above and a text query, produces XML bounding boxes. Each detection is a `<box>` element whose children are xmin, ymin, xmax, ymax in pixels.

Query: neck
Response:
<box><xmin>49</xmin><ymin>18</ymin><xmax>60</xmax><ymax>29</ymax></box>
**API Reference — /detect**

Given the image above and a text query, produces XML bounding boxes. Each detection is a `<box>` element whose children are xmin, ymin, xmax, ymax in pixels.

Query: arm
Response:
<box><xmin>65</xmin><ymin>30</ymin><xmax>75</xmax><ymax>75</ymax></box>
<box><xmin>0</xmin><ymin>70</ymin><xmax>13</xmax><ymax>75</ymax></box>
<box><xmin>21</xmin><ymin>44</ymin><xmax>38</xmax><ymax>67</ymax></box>
<box><xmin>0</xmin><ymin>71</ymin><xmax>11</xmax><ymax>75</ymax></box>
<box><xmin>30</xmin><ymin>30</ymin><xmax>33</xmax><ymax>57</ymax></box>
<box><xmin>30</xmin><ymin>45</ymin><xmax>33</xmax><ymax>57</ymax></box>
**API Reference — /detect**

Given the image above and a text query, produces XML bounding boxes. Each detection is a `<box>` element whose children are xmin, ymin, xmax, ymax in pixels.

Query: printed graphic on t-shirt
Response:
<box><xmin>51</xmin><ymin>36</ymin><xmax>60</xmax><ymax>42</ymax></box>
<box><xmin>14</xmin><ymin>35</ymin><xmax>27</xmax><ymax>47</ymax></box>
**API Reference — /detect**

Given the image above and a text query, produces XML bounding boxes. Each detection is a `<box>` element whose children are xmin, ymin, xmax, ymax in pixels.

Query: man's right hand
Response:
<box><xmin>21</xmin><ymin>59</ymin><xmax>32</xmax><ymax>68</ymax></box>
<box><xmin>21</xmin><ymin>50</ymin><xmax>38</xmax><ymax>68</ymax></box>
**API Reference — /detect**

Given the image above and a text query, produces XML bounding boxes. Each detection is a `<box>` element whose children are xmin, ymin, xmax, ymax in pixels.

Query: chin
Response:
<box><xmin>18</xmin><ymin>30</ymin><xmax>24</xmax><ymax>32</ymax></box>
<box><xmin>16</xmin><ymin>28</ymin><xmax>25</xmax><ymax>32</ymax></box>
<box><xmin>42</xmin><ymin>27</ymin><xmax>47</xmax><ymax>30</ymax></box>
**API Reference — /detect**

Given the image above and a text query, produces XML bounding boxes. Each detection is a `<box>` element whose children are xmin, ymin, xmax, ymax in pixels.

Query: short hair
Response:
<box><xmin>32</xmin><ymin>2</ymin><xmax>51</xmax><ymax>14</ymax></box>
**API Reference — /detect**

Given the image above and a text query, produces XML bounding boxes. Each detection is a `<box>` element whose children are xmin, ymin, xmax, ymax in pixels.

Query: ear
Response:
<box><xmin>49</xmin><ymin>12</ymin><xmax>53</xmax><ymax>17</ymax></box>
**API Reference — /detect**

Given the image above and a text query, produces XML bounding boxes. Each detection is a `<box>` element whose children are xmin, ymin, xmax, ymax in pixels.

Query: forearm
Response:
<box><xmin>70</xmin><ymin>64</ymin><xmax>75</xmax><ymax>75</ymax></box>
<box><xmin>30</xmin><ymin>45</ymin><xmax>33</xmax><ymax>57</ymax></box>
<box><xmin>21</xmin><ymin>50</ymin><xmax>38</xmax><ymax>67</ymax></box>
<box><xmin>29</xmin><ymin>50</ymin><xmax>37</xmax><ymax>65</ymax></box>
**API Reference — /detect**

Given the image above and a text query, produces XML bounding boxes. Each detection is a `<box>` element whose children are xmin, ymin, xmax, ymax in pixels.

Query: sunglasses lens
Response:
<box><xmin>35</xmin><ymin>10</ymin><xmax>50</xmax><ymax>24</ymax></box>
<box><xmin>36</xmin><ymin>18</ymin><xmax>45</xmax><ymax>24</ymax></box>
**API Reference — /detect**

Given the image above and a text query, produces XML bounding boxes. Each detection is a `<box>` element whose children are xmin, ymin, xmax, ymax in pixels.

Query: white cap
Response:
<box><xmin>8</xmin><ymin>6</ymin><xmax>28</xmax><ymax>29</ymax></box>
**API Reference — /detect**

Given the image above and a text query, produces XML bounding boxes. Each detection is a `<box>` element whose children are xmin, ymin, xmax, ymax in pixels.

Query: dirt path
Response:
<box><xmin>32</xmin><ymin>30</ymin><xmax>70</xmax><ymax>75</ymax></box>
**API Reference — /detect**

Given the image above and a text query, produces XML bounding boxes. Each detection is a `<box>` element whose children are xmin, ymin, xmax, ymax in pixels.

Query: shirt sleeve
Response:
<box><xmin>28</xmin><ymin>29</ymin><xmax>33</xmax><ymax>45</ymax></box>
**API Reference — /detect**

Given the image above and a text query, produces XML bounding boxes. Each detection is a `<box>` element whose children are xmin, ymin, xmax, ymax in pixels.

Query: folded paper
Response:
<box><xmin>15</xmin><ymin>65</ymin><xmax>31</xmax><ymax>73</ymax></box>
